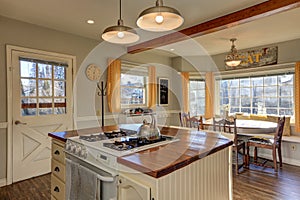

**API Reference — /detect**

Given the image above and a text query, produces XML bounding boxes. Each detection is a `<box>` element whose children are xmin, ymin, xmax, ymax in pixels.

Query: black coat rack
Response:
<box><xmin>97</xmin><ymin>81</ymin><xmax>107</xmax><ymax>127</ymax></box>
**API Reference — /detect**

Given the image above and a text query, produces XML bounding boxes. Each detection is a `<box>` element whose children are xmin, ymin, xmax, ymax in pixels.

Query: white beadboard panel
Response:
<box><xmin>119</xmin><ymin>147</ymin><xmax>231</xmax><ymax>200</ymax></box>
<box><xmin>0</xmin><ymin>122</ymin><xmax>7</xmax><ymax>129</ymax></box>
<box><xmin>157</xmin><ymin>148</ymin><xmax>231</xmax><ymax>200</ymax></box>
<box><xmin>0</xmin><ymin>178</ymin><xmax>6</xmax><ymax>187</ymax></box>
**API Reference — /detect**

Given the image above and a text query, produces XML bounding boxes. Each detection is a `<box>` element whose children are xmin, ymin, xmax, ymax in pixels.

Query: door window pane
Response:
<box><xmin>21</xmin><ymin>79</ymin><xmax>36</xmax><ymax>96</ymax></box>
<box><xmin>38</xmin><ymin>64</ymin><xmax>52</xmax><ymax>78</ymax></box>
<box><xmin>54</xmin><ymin>66</ymin><xmax>66</xmax><ymax>80</ymax></box>
<box><xmin>54</xmin><ymin>81</ymin><xmax>66</xmax><ymax>96</ymax></box>
<box><xmin>20</xmin><ymin>61</ymin><xmax>36</xmax><ymax>78</ymax></box>
<box><xmin>19</xmin><ymin>58</ymin><xmax>67</xmax><ymax>116</ymax></box>
<box><xmin>38</xmin><ymin>80</ymin><xmax>52</xmax><ymax>96</ymax></box>
<box><xmin>21</xmin><ymin>98</ymin><xmax>37</xmax><ymax>116</ymax></box>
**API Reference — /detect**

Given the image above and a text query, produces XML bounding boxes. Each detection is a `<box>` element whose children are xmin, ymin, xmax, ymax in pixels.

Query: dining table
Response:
<box><xmin>203</xmin><ymin>118</ymin><xmax>278</xmax><ymax>134</ymax></box>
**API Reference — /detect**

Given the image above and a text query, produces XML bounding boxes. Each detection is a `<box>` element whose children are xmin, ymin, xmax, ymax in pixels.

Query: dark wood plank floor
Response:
<box><xmin>234</xmin><ymin>163</ymin><xmax>300</xmax><ymax>200</ymax></box>
<box><xmin>1</xmin><ymin>164</ymin><xmax>300</xmax><ymax>200</ymax></box>
<box><xmin>0</xmin><ymin>173</ymin><xmax>51</xmax><ymax>200</ymax></box>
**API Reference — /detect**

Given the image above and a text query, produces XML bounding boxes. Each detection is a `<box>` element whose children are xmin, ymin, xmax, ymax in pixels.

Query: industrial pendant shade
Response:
<box><xmin>102</xmin><ymin>0</ymin><xmax>139</xmax><ymax>44</ymax></box>
<box><xmin>225</xmin><ymin>38</ymin><xmax>242</xmax><ymax>67</ymax></box>
<box><xmin>137</xmin><ymin>0</ymin><xmax>184</xmax><ymax>32</ymax></box>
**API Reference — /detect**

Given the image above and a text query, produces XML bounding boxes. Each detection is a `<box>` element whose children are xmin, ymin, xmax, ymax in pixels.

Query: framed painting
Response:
<box><xmin>158</xmin><ymin>78</ymin><xmax>169</xmax><ymax>106</ymax></box>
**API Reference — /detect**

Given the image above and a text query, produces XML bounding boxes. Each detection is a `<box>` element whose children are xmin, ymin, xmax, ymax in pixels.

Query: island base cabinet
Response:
<box><xmin>119</xmin><ymin>147</ymin><xmax>232</xmax><ymax>200</ymax></box>
<box><xmin>50</xmin><ymin>139</ymin><xmax>66</xmax><ymax>200</ymax></box>
<box><xmin>118</xmin><ymin>175</ymin><xmax>151</xmax><ymax>200</ymax></box>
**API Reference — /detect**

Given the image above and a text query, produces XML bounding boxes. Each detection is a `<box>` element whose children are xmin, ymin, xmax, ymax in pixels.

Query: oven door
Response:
<box><xmin>65</xmin><ymin>154</ymin><xmax>118</xmax><ymax>200</ymax></box>
<box><xmin>118</xmin><ymin>175</ymin><xmax>151</xmax><ymax>200</ymax></box>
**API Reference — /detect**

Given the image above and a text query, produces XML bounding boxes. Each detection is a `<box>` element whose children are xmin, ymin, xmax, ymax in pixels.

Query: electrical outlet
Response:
<box><xmin>291</xmin><ymin>144</ymin><xmax>297</xmax><ymax>151</ymax></box>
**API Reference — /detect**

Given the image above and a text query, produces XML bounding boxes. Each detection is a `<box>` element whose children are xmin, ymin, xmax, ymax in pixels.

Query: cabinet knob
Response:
<box><xmin>54</xmin><ymin>167</ymin><xmax>60</xmax><ymax>172</ymax></box>
<box><xmin>54</xmin><ymin>150</ymin><xmax>60</xmax><ymax>155</ymax></box>
<box><xmin>54</xmin><ymin>186</ymin><xmax>60</xmax><ymax>192</ymax></box>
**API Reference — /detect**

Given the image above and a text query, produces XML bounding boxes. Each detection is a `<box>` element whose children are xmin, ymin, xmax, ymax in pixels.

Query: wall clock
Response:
<box><xmin>85</xmin><ymin>64</ymin><xmax>101</xmax><ymax>81</ymax></box>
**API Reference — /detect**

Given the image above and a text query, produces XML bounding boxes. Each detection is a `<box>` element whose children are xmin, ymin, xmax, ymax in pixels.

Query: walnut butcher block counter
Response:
<box><xmin>117</xmin><ymin>126</ymin><xmax>233</xmax><ymax>178</ymax></box>
<box><xmin>49</xmin><ymin>124</ymin><xmax>233</xmax><ymax>200</ymax></box>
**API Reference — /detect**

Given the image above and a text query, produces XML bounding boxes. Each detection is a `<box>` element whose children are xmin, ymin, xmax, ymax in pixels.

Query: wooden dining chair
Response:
<box><xmin>179</xmin><ymin>112</ymin><xmax>191</xmax><ymax>127</ymax></box>
<box><xmin>246</xmin><ymin>116</ymin><xmax>285</xmax><ymax>172</ymax></box>
<box><xmin>213</xmin><ymin>117</ymin><xmax>246</xmax><ymax>174</ymax></box>
<box><xmin>179</xmin><ymin>112</ymin><xmax>201</xmax><ymax>130</ymax></box>
<box><xmin>188</xmin><ymin>116</ymin><xmax>201</xmax><ymax>130</ymax></box>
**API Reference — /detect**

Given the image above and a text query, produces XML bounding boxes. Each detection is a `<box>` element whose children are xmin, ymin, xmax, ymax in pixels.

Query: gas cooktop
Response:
<box><xmin>78</xmin><ymin>128</ymin><xmax>138</xmax><ymax>141</ymax></box>
<box><xmin>103</xmin><ymin>135</ymin><xmax>174</xmax><ymax>151</ymax></box>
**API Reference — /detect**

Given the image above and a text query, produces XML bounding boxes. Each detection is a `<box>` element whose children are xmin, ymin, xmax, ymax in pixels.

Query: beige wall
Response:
<box><xmin>0</xmin><ymin>15</ymin><xmax>99</xmax><ymax>180</ymax></box>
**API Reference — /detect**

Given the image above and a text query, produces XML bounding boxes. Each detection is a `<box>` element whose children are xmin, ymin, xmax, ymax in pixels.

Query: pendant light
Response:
<box><xmin>225</xmin><ymin>38</ymin><xmax>242</xmax><ymax>67</ymax></box>
<box><xmin>102</xmin><ymin>0</ymin><xmax>139</xmax><ymax>44</ymax></box>
<box><xmin>137</xmin><ymin>0</ymin><xmax>184</xmax><ymax>32</ymax></box>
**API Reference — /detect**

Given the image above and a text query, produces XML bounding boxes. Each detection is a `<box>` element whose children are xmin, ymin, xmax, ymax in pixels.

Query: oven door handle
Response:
<box><xmin>97</xmin><ymin>174</ymin><xmax>114</xmax><ymax>182</ymax></box>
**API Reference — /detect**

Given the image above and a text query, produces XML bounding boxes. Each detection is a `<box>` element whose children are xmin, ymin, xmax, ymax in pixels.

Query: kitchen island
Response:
<box><xmin>49</xmin><ymin>124</ymin><xmax>233</xmax><ymax>200</ymax></box>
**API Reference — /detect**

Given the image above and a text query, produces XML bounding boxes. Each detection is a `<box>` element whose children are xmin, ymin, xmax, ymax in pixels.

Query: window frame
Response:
<box><xmin>120</xmin><ymin>62</ymin><xmax>149</xmax><ymax>108</ymax></box>
<box><xmin>120</xmin><ymin>73</ymin><xmax>148</xmax><ymax>108</ymax></box>
<box><xmin>216</xmin><ymin>72</ymin><xmax>295</xmax><ymax>117</ymax></box>
<box><xmin>189</xmin><ymin>79</ymin><xmax>206</xmax><ymax>116</ymax></box>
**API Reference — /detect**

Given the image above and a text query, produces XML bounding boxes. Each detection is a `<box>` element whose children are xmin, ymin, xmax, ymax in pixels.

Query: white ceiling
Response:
<box><xmin>155</xmin><ymin>6</ymin><xmax>300</xmax><ymax>57</ymax></box>
<box><xmin>1</xmin><ymin>0</ymin><xmax>300</xmax><ymax>56</ymax></box>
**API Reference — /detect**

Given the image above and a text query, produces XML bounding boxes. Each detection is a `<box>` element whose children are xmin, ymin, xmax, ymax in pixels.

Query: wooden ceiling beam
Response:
<box><xmin>127</xmin><ymin>0</ymin><xmax>300</xmax><ymax>54</ymax></box>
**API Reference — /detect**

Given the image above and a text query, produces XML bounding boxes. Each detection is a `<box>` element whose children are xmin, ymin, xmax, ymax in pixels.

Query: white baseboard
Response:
<box><xmin>259</xmin><ymin>153</ymin><xmax>300</xmax><ymax>167</ymax></box>
<box><xmin>0</xmin><ymin>178</ymin><xmax>7</xmax><ymax>187</ymax></box>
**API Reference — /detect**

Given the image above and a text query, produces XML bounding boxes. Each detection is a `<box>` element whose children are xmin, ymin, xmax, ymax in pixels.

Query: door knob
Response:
<box><xmin>15</xmin><ymin>120</ymin><xmax>27</xmax><ymax>125</ymax></box>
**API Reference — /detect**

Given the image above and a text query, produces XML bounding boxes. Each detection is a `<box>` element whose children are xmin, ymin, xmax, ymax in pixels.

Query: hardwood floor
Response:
<box><xmin>234</xmin><ymin>164</ymin><xmax>300</xmax><ymax>200</ymax></box>
<box><xmin>1</xmin><ymin>164</ymin><xmax>300</xmax><ymax>200</ymax></box>
<box><xmin>0</xmin><ymin>173</ymin><xmax>51</xmax><ymax>200</ymax></box>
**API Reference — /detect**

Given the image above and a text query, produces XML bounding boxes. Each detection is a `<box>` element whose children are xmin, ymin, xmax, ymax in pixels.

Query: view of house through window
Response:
<box><xmin>189</xmin><ymin>80</ymin><xmax>205</xmax><ymax>116</ymax></box>
<box><xmin>121</xmin><ymin>73</ymin><xmax>147</xmax><ymax>105</ymax></box>
<box><xmin>20</xmin><ymin>58</ymin><xmax>67</xmax><ymax>116</ymax></box>
<box><xmin>218</xmin><ymin>73</ymin><xmax>294</xmax><ymax>116</ymax></box>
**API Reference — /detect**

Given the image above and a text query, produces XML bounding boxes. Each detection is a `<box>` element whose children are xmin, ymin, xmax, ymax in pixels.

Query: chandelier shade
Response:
<box><xmin>137</xmin><ymin>0</ymin><xmax>184</xmax><ymax>32</ymax></box>
<box><xmin>225</xmin><ymin>38</ymin><xmax>242</xmax><ymax>67</ymax></box>
<box><xmin>101</xmin><ymin>0</ymin><xmax>139</xmax><ymax>44</ymax></box>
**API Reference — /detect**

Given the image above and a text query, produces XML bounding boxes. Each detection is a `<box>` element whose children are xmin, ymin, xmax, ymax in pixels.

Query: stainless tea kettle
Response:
<box><xmin>137</xmin><ymin>115</ymin><xmax>161</xmax><ymax>140</ymax></box>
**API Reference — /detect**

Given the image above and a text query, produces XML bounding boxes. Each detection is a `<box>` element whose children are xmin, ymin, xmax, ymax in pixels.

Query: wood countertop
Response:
<box><xmin>48</xmin><ymin>125</ymin><xmax>233</xmax><ymax>178</ymax></box>
<box><xmin>117</xmin><ymin>126</ymin><xmax>232</xmax><ymax>178</ymax></box>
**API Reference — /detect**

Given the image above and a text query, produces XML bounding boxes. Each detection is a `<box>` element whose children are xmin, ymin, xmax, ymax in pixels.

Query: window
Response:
<box><xmin>120</xmin><ymin>73</ymin><xmax>147</xmax><ymax>106</ymax></box>
<box><xmin>189</xmin><ymin>79</ymin><xmax>205</xmax><ymax>116</ymax></box>
<box><xmin>218</xmin><ymin>73</ymin><xmax>294</xmax><ymax>116</ymax></box>
<box><xmin>20</xmin><ymin>58</ymin><xmax>67</xmax><ymax>116</ymax></box>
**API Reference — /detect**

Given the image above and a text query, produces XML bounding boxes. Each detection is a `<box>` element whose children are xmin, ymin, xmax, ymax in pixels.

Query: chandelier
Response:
<box><xmin>225</xmin><ymin>38</ymin><xmax>242</xmax><ymax>67</ymax></box>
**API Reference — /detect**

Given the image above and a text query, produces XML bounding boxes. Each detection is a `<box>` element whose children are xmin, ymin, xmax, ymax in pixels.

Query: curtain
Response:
<box><xmin>147</xmin><ymin>66</ymin><xmax>157</xmax><ymax>109</ymax></box>
<box><xmin>205</xmin><ymin>72</ymin><xmax>214</xmax><ymax>119</ymax></box>
<box><xmin>107</xmin><ymin>58</ymin><xmax>121</xmax><ymax>113</ymax></box>
<box><xmin>181</xmin><ymin>72</ymin><xmax>190</xmax><ymax>113</ymax></box>
<box><xmin>295</xmin><ymin>62</ymin><xmax>300</xmax><ymax>133</ymax></box>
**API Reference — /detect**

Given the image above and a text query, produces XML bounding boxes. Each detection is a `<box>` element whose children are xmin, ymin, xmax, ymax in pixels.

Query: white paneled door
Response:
<box><xmin>9</xmin><ymin>47</ymin><xmax>74</xmax><ymax>182</ymax></box>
